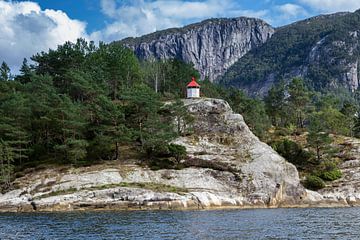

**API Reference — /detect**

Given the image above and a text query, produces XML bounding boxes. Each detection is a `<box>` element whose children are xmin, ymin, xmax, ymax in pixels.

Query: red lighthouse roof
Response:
<box><xmin>187</xmin><ymin>77</ymin><xmax>200</xmax><ymax>87</ymax></box>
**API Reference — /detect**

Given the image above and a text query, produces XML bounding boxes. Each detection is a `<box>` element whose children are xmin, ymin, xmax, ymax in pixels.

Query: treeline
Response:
<box><xmin>0</xmin><ymin>39</ymin><xmax>268</xmax><ymax>188</ymax></box>
<box><xmin>264</xmin><ymin>78</ymin><xmax>359</xmax><ymax>136</ymax></box>
<box><xmin>0</xmin><ymin>39</ymin><xmax>204</xmax><ymax>186</ymax></box>
<box><xmin>263</xmin><ymin>78</ymin><xmax>360</xmax><ymax>189</ymax></box>
<box><xmin>1</xmin><ymin>38</ymin><xmax>360</xmax><ymax>190</ymax></box>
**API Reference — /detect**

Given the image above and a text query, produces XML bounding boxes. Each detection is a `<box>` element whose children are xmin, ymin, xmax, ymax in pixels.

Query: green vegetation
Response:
<box><xmin>263</xmin><ymin>77</ymin><xmax>359</xmax><ymax>188</ymax></box>
<box><xmin>0</xmin><ymin>38</ymin><xmax>269</xmax><ymax>190</ymax></box>
<box><xmin>0</xmin><ymin>35</ymin><xmax>358</xmax><ymax>192</ymax></box>
<box><xmin>0</xmin><ymin>40</ymin><xmax>201</xmax><ymax>176</ymax></box>
<box><xmin>221</xmin><ymin>11</ymin><xmax>360</xmax><ymax>93</ymax></box>
<box><xmin>0</xmin><ymin>140</ymin><xmax>14</xmax><ymax>189</ymax></box>
<box><xmin>318</xmin><ymin>169</ymin><xmax>342</xmax><ymax>181</ymax></box>
<box><xmin>271</xmin><ymin>139</ymin><xmax>313</xmax><ymax>167</ymax></box>
<box><xmin>35</xmin><ymin>182</ymin><xmax>188</xmax><ymax>199</ymax></box>
<box><xmin>304</xmin><ymin>175</ymin><xmax>326</xmax><ymax>190</ymax></box>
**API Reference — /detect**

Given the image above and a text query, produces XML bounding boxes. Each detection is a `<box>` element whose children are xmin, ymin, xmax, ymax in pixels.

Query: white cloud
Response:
<box><xmin>92</xmin><ymin>0</ymin><xmax>269</xmax><ymax>42</ymax></box>
<box><xmin>277</xmin><ymin>3</ymin><xmax>307</xmax><ymax>18</ymax></box>
<box><xmin>299</xmin><ymin>0</ymin><xmax>360</xmax><ymax>13</ymax></box>
<box><xmin>267</xmin><ymin>3</ymin><xmax>309</xmax><ymax>25</ymax></box>
<box><xmin>0</xmin><ymin>1</ymin><xmax>88</xmax><ymax>71</ymax></box>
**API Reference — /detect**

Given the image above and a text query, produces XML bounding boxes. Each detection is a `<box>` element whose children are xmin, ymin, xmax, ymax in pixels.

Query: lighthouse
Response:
<box><xmin>186</xmin><ymin>77</ymin><xmax>200</xmax><ymax>98</ymax></box>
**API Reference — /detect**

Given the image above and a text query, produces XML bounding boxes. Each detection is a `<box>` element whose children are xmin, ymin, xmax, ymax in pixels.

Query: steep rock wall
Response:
<box><xmin>119</xmin><ymin>18</ymin><xmax>274</xmax><ymax>81</ymax></box>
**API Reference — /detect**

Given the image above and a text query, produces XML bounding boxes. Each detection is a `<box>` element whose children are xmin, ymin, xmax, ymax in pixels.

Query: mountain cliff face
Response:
<box><xmin>119</xmin><ymin>17</ymin><xmax>274</xmax><ymax>81</ymax></box>
<box><xmin>220</xmin><ymin>11</ymin><xmax>360</xmax><ymax>96</ymax></box>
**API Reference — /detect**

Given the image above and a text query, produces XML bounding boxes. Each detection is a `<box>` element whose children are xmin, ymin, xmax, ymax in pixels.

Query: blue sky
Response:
<box><xmin>1</xmin><ymin>0</ymin><xmax>360</xmax><ymax>71</ymax></box>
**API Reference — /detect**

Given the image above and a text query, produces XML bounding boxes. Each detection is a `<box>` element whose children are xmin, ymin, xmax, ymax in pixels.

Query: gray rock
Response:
<box><xmin>119</xmin><ymin>17</ymin><xmax>274</xmax><ymax>81</ymax></box>
<box><xmin>2</xmin><ymin>98</ymin><xmax>356</xmax><ymax>212</ymax></box>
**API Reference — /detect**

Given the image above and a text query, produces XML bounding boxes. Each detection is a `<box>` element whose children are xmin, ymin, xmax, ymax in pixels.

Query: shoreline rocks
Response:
<box><xmin>1</xmin><ymin>98</ymin><xmax>360</xmax><ymax>212</ymax></box>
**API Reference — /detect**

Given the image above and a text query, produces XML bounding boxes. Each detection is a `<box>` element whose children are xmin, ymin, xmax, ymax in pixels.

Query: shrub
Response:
<box><xmin>304</xmin><ymin>175</ymin><xmax>326</xmax><ymax>190</ymax></box>
<box><xmin>168</xmin><ymin>144</ymin><xmax>186</xmax><ymax>163</ymax></box>
<box><xmin>274</xmin><ymin>128</ymin><xmax>290</xmax><ymax>137</ymax></box>
<box><xmin>272</xmin><ymin>139</ymin><xmax>312</xmax><ymax>165</ymax></box>
<box><xmin>318</xmin><ymin>169</ymin><xmax>342</xmax><ymax>181</ymax></box>
<box><xmin>148</xmin><ymin>158</ymin><xmax>176</xmax><ymax>170</ymax></box>
<box><xmin>147</xmin><ymin>144</ymin><xmax>187</xmax><ymax>170</ymax></box>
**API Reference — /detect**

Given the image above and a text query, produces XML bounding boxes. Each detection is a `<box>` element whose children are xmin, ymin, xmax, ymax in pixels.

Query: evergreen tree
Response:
<box><xmin>288</xmin><ymin>78</ymin><xmax>310</xmax><ymax>128</ymax></box>
<box><xmin>264</xmin><ymin>80</ymin><xmax>287</xmax><ymax>126</ymax></box>
<box><xmin>96</xmin><ymin>44</ymin><xmax>142</xmax><ymax>100</ymax></box>
<box><xmin>51</xmin><ymin>96</ymin><xmax>88</xmax><ymax>164</ymax></box>
<box><xmin>87</xmin><ymin>95</ymin><xmax>131</xmax><ymax>160</ymax></box>
<box><xmin>226</xmin><ymin>88</ymin><xmax>270</xmax><ymax>138</ymax></box>
<box><xmin>166</xmin><ymin>99</ymin><xmax>194</xmax><ymax>135</ymax></box>
<box><xmin>0</xmin><ymin>140</ymin><xmax>14</xmax><ymax>188</ymax></box>
<box><xmin>0</xmin><ymin>62</ymin><xmax>11</xmax><ymax>81</ymax></box>
<box><xmin>353</xmin><ymin>114</ymin><xmax>360</xmax><ymax>138</ymax></box>
<box><xmin>307</xmin><ymin>114</ymin><xmax>333</xmax><ymax>163</ymax></box>
<box><xmin>16</xmin><ymin>58</ymin><xmax>32</xmax><ymax>84</ymax></box>
<box><xmin>340</xmin><ymin>100</ymin><xmax>358</xmax><ymax>137</ymax></box>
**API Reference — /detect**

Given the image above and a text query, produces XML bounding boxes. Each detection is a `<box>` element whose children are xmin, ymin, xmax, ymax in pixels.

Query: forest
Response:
<box><xmin>1</xmin><ymin>38</ymin><xmax>360</xmax><ymax>191</ymax></box>
<box><xmin>221</xmin><ymin>9</ymin><xmax>360</xmax><ymax>92</ymax></box>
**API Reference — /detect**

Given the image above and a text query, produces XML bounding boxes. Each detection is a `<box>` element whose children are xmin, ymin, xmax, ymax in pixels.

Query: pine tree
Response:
<box><xmin>17</xmin><ymin>58</ymin><xmax>32</xmax><ymax>84</ymax></box>
<box><xmin>288</xmin><ymin>78</ymin><xmax>310</xmax><ymax>128</ymax></box>
<box><xmin>307</xmin><ymin>114</ymin><xmax>333</xmax><ymax>163</ymax></box>
<box><xmin>0</xmin><ymin>61</ymin><xmax>11</xmax><ymax>81</ymax></box>
<box><xmin>353</xmin><ymin>114</ymin><xmax>360</xmax><ymax>138</ymax></box>
<box><xmin>167</xmin><ymin>98</ymin><xmax>194</xmax><ymax>135</ymax></box>
<box><xmin>341</xmin><ymin>101</ymin><xmax>358</xmax><ymax>137</ymax></box>
<box><xmin>51</xmin><ymin>96</ymin><xmax>88</xmax><ymax>164</ymax></box>
<box><xmin>0</xmin><ymin>140</ymin><xmax>14</xmax><ymax>188</ymax></box>
<box><xmin>0</xmin><ymin>92</ymin><xmax>31</xmax><ymax>166</ymax></box>
<box><xmin>87</xmin><ymin>95</ymin><xmax>131</xmax><ymax>160</ymax></box>
<box><xmin>264</xmin><ymin>80</ymin><xmax>287</xmax><ymax>126</ymax></box>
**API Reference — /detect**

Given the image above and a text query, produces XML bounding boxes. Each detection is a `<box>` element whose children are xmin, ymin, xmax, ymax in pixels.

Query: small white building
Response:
<box><xmin>186</xmin><ymin>77</ymin><xmax>200</xmax><ymax>98</ymax></box>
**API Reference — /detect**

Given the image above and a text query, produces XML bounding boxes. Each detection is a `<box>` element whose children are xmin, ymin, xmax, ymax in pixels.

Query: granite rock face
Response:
<box><xmin>119</xmin><ymin>17</ymin><xmax>274</xmax><ymax>81</ymax></box>
<box><xmin>2</xmin><ymin>98</ymin><xmax>357</xmax><ymax>212</ymax></box>
<box><xmin>0</xmin><ymin>98</ymin><xmax>308</xmax><ymax>212</ymax></box>
<box><xmin>173</xmin><ymin>98</ymin><xmax>306</xmax><ymax>206</ymax></box>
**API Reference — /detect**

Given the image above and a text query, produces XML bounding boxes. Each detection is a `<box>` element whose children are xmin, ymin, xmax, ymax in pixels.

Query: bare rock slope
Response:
<box><xmin>119</xmin><ymin>17</ymin><xmax>274</xmax><ymax>81</ymax></box>
<box><xmin>0</xmin><ymin>98</ymin><xmax>331</xmax><ymax>212</ymax></box>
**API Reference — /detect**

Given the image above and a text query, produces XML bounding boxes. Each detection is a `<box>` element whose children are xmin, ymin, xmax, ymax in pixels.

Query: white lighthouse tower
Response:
<box><xmin>186</xmin><ymin>77</ymin><xmax>200</xmax><ymax>98</ymax></box>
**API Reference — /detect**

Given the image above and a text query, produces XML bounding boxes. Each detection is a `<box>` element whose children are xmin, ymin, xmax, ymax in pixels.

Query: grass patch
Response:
<box><xmin>34</xmin><ymin>182</ymin><xmax>188</xmax><ymax>200</ymax></box>
<box><xmin>90</xmin><ymin>182</ymin><xmax>188</xmax><ymax>193</ymax></box>
<box><xmin>34</xmin><ymin>187</ymin><xmax>78</xmax><ymax>200</ymax></box>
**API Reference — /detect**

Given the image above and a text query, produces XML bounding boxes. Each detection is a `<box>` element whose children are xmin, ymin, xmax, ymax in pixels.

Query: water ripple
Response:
<box><xmin>0</xmin><ymin>208</ymin><xmax>360</xmax><ymax>239</ymax></box>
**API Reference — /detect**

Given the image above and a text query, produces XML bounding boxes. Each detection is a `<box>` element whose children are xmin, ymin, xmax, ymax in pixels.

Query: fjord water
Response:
<box><xmin>0</xmin><ymin>208</ymin><xmax>359</xmax><ymax>239</ymax></box>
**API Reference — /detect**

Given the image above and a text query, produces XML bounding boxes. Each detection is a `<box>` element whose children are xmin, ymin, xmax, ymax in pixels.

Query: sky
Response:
<box><xmin>1</xmin><ymin>0</ymin><xmax>360</xmax><ymax>72</ymax></box>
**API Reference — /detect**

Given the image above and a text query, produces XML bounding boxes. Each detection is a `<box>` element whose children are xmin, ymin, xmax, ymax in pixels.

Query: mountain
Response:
<box><xmin>220</xmin><ymin>10</ymin><xmax>360</xmax><ymax>96</ymax></box>
<box><xmin>118</xmin><ymin>17</ymin><xmax>274</xmax><ymax>81</ymax></box>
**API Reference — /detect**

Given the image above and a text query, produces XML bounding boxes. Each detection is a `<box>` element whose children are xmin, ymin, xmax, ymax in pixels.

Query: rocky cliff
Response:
<box><xmin>0</xmin><ymin>98</ymin><xmax>305</xmax><ymax>212</ymax></box>
<box><xmin>0</xmin><ymin>98</ymin><xmax>356</xmax><ymax>212</ymax></box>
<box><xmin>119</xmin><ymin>18</ymin><xmax>274</xmax><ymax>81</ymax></box>
<box><xmin>220</xmin><ymin>11</ymin><xmax>360</xmax><ymax>96</ymax></box>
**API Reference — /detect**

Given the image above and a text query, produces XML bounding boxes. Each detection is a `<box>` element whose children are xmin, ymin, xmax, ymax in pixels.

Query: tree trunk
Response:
<box><xmin>114</xmin><ymin>142</ymin><xmax>119</xmax><ymax>160</ymax></box>
<box><xmin>316</xmin><ymin>145</ymin><xmax>321</xmax><ymax>162</ymax></box>
<box><xmin>155</xmin><ymin>73</ymin><xmax>158</xmax><ymax>93</ymax></box>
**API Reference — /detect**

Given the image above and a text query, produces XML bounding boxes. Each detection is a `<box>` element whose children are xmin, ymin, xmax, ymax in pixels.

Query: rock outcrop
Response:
<box><xmin>316</xmin><ymin>137</ymin><xmax>360</xmax><ymax>207</ymax></box>
<box><xmin>0</xmin><ymin>98</ymin><xmax>356</xmax><ymax>212</ymax></box>
<box><xmin>0</xmin><ymin>98</ymin><xmax>306</xmax><ymax>212</ymax></box>
<box><xmin>119</xmin><ymin>17</ymin><xmax>274</xmax><ymax>81</ymax></box>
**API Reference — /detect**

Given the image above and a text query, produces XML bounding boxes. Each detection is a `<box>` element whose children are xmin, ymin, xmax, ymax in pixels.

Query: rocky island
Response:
<box><xmin>1</xmin><ymin>98</ymin><xmax>359</xmax><ymax>212</ymax></box>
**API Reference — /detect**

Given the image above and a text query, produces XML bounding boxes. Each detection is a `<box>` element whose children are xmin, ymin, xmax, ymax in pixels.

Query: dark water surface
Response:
<box><xmin>0</xmin><ymin>207</ymin><xmax>359</xmax><ymax>239</ymax></box>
